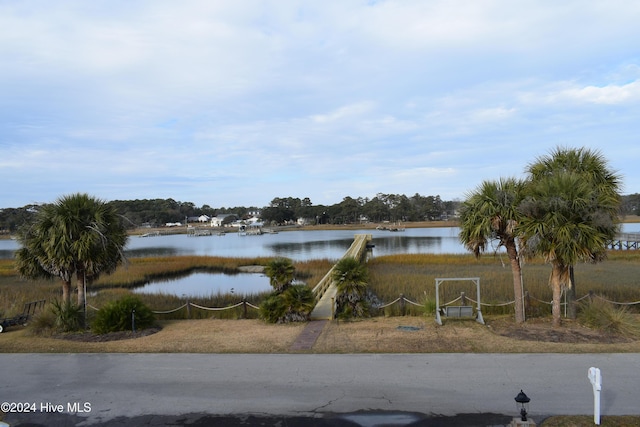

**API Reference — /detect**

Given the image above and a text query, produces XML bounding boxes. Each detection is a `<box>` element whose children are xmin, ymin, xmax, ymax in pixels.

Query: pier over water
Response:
<box><xmin>609</xmin><ymin>233</ymin><xmax>640</xmax><ymax>250</ymax></box>
<box><xmin>309</xmin><ymin>234</ymin><xmax>372</xmax><ymax>320</ymax></box>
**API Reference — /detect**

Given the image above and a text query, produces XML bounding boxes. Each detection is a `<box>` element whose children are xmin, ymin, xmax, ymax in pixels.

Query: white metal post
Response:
<box><xmin>588</xmin><ymin>367</ymin><xmax>602</xmax><ymax>425</ymax></box>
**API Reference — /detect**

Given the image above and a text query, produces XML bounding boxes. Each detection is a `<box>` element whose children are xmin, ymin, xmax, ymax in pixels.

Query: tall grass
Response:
<box><xmin>92</xmin><ymin>256</ymin><xmax>272</xmax><ymax>289</ymax></box>
<box><xmin>1</xmin><ymin>257</ymin><xmax>333</xmax><ymax>320</ymax></box>
<box><xmin>367</xmin><ymin>252</ymin><xmax>640</xmax><ymax>317</ymax></box>
<box><xmin>3</xmin><ymin>251</ymin><xmax>640</xmax><ymax>321</ymax></box>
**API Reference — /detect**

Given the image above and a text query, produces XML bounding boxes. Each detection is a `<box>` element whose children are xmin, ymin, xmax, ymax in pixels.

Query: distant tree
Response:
<box><xmin>621</xmin><ymin>193</ymin><xmax>640</xmax><ymax>216</ymax></box>
<box><xmin>0</xmin><ymin>206</ymin><xmax>37</xmax><ymax>232</ymax></box>
<box><xmin>362</xmin><ymin>196</ymin><xmax>389</xmax><ymax>222</ymax></box>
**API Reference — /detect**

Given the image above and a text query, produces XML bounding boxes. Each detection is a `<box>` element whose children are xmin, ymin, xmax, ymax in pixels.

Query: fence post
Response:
<box><xmin>242</xmin><ymin>299</ymin><xmax>247</xmax><ymax>319</ymax></box>
<box><xmin>524</xmin><ymin>291</ymin><xmax>531</xmax><ymax>316</ymax></box>
<box><xmin>186</xmin><ymin>300</ymin><xmax>191</xmax><ymax>319</ymax></box>
<box><xmin>589</xmin><ymin>290</ymin><xmax>595</xmax><ymax>303</ymax></box>
<box><xmin>461</xmin><ymin>291</ymin><xmax>467</xmax><ymax>306</ymax></box>
<box><xmin>399</xmin><ymin>293</ymin><xmax>406</xmax><ymax>316</ymax></box>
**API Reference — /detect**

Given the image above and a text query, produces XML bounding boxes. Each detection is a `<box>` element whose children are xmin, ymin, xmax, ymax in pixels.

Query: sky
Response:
<box><xmin>1</xmin><ymin>1</ymin><xmax>640</xmax><ymax>209</ymax></box>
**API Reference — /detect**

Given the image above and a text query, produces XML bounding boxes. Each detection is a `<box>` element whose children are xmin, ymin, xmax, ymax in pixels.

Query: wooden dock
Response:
<box><xmin>309</xmin><ymin>234</ymin><xmax>372</xmax><ymax>320</ymax></box>
<box><xmin>609</xmin><ymin>233</ymin><xmax>640</xmax><ymax>250</ymax></box>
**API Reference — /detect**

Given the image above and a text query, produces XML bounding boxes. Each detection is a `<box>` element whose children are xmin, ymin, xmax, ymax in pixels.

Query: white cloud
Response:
<box><xmin>555</xmin><ymin>81</ymin><xmax>640</xmax><ymax>105</ymax></box>
<box><xmin>1</xmin><ymin>1</ymin><xmax>640</xmax><ymax>207</ymax></box>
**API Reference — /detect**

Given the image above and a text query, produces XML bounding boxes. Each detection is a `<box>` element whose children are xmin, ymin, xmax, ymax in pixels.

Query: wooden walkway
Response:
<box><xmin>609</xmin><ymin>233</ymin><xmax>640</xmax><ymax>250</ymax></box>
<box><xmin>309</xmin><ymin>234</ymin><xmax>372</xmax><ymax>320</ymax></box>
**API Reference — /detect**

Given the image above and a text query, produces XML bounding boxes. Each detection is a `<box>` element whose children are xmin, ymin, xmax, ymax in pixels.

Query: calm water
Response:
<box><xmin>4</xmin><ymin>224</ymin><xmax>640</xmax><ymax>261</ymax></box>
<box><xmin>4</xmin><ymin>224</ymin><xmax>640</xmax><ymax>297</ymax></box>
<box><xmin>123</xmin><ymin>227</ymin><xmax>466</xmax><ymax>260</ymax></box>
<box><xmin>132</xmin><ymin>271</ymin><xmax>270</xmax><ymax>297</ymax></box>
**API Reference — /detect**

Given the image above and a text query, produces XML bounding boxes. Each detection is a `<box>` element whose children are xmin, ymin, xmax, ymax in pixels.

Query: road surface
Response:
<box><xmin>1</xmin><ymin>353</ymin><xmax>637</xmax><ymax>425</ymax></box>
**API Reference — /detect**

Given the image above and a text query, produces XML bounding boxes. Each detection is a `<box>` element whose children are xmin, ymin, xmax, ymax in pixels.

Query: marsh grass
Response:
<box><xmin>3</xmin><ymin>251</ymin><xmax>640</xmax><ymax>323</ymax></box>
<box><xmin>368</xmin><ymin>252</ymin><xmax>640</xmax><ymax>317</ymax></box>
<box><xmin>578</xmin><ymin>297</ymin><xmax>640</xmax><ymax>338</ymax></box>
<box><xmin>91</xmin><ymin>255</ymin><xmax>274</xmax><ymax>290</ymax></box>
<box><xmin>1</xmin><ymin>257</ymin><xmax>333</xmax><ymax>322</ymax></box>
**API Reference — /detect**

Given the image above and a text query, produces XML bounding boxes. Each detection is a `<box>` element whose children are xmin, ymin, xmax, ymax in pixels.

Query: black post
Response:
<box><xmin>131</xmin><ymin>309</ymin><xmax>136</xmax><ymax>333</ymax></box>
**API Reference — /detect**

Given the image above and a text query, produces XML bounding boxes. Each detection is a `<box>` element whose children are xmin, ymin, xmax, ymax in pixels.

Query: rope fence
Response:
<box><xmin>88</xmin><ymin>300</ymin><xmax>260</xmax><ymax>318</ymax></box>
<box><xmin>371</xmin><ymin>290</ymin><xmax>640</xmax><ymax>317</ymax></box>
<box><xmin>87</xmin><ymin>291</ymin><xmax>639</xmax><ymax>320</ymax></box>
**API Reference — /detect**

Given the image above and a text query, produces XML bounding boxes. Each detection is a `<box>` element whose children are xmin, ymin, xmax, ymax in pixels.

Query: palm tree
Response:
<box><xmin>280</xmin><ymin>285</ymin><xmax>316</xmax><ymax>322</ymax></box>
<box><xmin>458</xmin><ymin>178</ymin><xmax>526</xmax><ymax>323</ymax></box>
<box><xmin>523</xmin><ymin>147</ymin><xmax>621</xmax><ymax>321</ymax></box>
<box><xmin>332</xmin><ymin>257</ymin><xmax>369</xmax><ymax>318</ymax></box>
<box><xmin>15</xmin><ymin>193</ymin><xmax>128</xmax><ymax>312</ymax></box>
<box><xmin>264</xmin><ymin>257</ymin><xmax>295</xmax><ymax>293</ymax></box>
<box><xmin>519</xmin><ymin>169</ymin><xmax>619</xmax><ymax>327</ymax></box>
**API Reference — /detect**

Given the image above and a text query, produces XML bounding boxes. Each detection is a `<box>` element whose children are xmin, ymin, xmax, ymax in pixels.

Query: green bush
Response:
<box><xmin>92</xmin><ymin>295</ymin><xmax>155</xmax><ymax>334</ymax></box>
<box><xmin>259</xmin><ymin>285</ymin><xmax>315</xmax><ymax>323</ymax></box>
<box><xmin>259</xmin><ymin>293</ymin><xmax>285</xmax><ymax>323</ymax></box>
<box><xmin>50</xmin><ymin>300</ymin><xmax>84</xmax><ymax>332</ymax></box>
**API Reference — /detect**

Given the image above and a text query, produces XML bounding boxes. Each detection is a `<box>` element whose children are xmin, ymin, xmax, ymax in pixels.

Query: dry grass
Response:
<box><xmin>3</xmin><ymin>315</ymin><xmax>640</xmax><ymax>354</ymax></box>
<box><xmin>1</xmin><ymin>319</ymin><xmax>304</xmax><ymax>353</ymax></box>
<box><xmin>541</xmin><ymin>415</ymin><xmax>640</xmax><ymax>426</ymax></box>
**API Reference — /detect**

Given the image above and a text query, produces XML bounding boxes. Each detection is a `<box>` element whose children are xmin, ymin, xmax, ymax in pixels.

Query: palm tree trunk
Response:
<box><xmin>76</xmin><ymin>271</ymin><xmax>85</xmax><ymax>308</ymax></box>
<box><xmin>550</xmin><ymin>264</ymin><xmax>565</xmax><ymax>327</ymax></box>
<box><xmin>506</xmin><ymin>242</ymin><xmax>525</xmax><ymax>323</ymax></box>
<box><xmin>62</xmin><ymin>280</ymin><xmax>72</xmax><ymax>305</ymax></box>
<box><xmin>567</xmin><ymin>265</ymin><xmax>576</xmax><ymax>319</ymax></box>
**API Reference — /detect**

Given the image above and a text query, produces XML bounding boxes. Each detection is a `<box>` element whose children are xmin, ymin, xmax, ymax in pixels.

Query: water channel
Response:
<box><xmin>3</xmin><ymin>224</ymin><xmax>639</xmax><ymax>297</ymax></box>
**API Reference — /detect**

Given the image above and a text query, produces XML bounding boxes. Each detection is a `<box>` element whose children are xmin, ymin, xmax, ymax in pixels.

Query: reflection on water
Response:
<box><xmin>3</xmin><ymin>223</ymin><xmax>639</xmax><ymax>261</ymax></box>
<box><xmin>132</xmin><ymin>271</ymin><xmax>271</xmax><ymax>297</ymax></box>
<box><xmin>4</xmin><ymin>224</ymin><xmax>640</xmax><ymax>297</ymax></box>
<box><xmin>119</xmin><ymin>227</ymin><xmax>468</xmax><ymax>261</ymax></box>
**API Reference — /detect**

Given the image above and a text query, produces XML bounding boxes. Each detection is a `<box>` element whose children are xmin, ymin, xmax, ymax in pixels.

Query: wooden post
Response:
<box><xmin>461</xmin><ymin>291</ymin><xmax>467</xmax><ymax>306</ymax></box>
<box><xmin>242</xmin><ymin>299</ymin><xmax>247</xmax><ymax>319</ymax></box>
<box><xmin>186</xmin><ymin>300</ymin><xmax>191</xmax><ymax>319</ymax></box>
<box><xmin>524</xmin><ymin>291</ymin><xmax>531</xmax><ymax>316</ymax></box>
<box><xmin>399</xmin><ymin>293</ymin><xmax>406</xmax><ymax>316</ymax></box>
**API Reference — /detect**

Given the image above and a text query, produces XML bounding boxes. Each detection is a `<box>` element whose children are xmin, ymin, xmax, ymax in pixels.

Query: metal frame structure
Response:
<box><xmin>435</xmin><ymin>277</ymin><xmax>484</xmax><ymax>325</ymax></box>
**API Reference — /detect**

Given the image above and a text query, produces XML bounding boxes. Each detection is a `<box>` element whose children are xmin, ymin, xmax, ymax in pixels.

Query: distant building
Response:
<box><xmin>210</xmin><ymin>214</ymin><xmax>238</xmax><ymax>227</ymax></box>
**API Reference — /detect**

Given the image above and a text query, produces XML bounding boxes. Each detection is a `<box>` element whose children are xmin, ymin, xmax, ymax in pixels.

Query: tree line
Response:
<box><xmin>3</xmin><ymin>192</ymin><xmax>640</xmax><ymax>232</ymax></box>
<box><xmin>1</xmin><ymin>193</ymin><xmax>459</xmax><ymax>231</ymax></box>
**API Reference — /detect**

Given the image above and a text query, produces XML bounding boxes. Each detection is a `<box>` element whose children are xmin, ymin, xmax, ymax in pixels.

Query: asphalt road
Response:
<box><xmin>1</xmin><ymin>353</ymin><xmax>638</xmax><ymax>426</ymax></box>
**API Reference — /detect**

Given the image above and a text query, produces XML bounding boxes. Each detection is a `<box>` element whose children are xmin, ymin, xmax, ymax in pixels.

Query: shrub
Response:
<box><xmin>259</xmin><ymin>285</ymin><xmax>315</xmax><ymax>323</ymax></box>
<box><xmin>27</xmin><ymin>309</ymin><xmax>57</xmax><ymax>336</ymax></box>
<box><xmin>50</xmin><ymin>300</ymin><xmax>84</xmax><ymax>332</ymax></box>
<box><xmin>259</xmin><ymin>293</ymin><xmax>286</xmax><ymax>323</ymax></box>
<box><xmin>280</xmin><ymin>285</ymin><xmax>315</xmax><ymax>322</ymax></box>
<box><xmin>578</xmin><ymin>297</ymin><xmax>640</xmax><ymax>338</ymax></box>
<box><xmin>92</xmin><ymin>295</ymin><xmax>156</xmax><ymax>334</ymax></box>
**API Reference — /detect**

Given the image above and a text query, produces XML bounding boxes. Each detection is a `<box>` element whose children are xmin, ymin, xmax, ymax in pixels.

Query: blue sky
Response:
<box><xmin>1</xmin><ymin>1</ymin><xmax>639</xmax><ymax>209</ymax></box>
